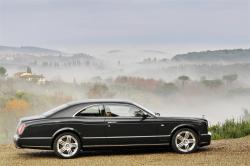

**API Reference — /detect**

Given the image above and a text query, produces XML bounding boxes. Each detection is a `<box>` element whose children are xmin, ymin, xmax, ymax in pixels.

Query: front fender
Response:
<box><xmin>170</xmin><ymin>124</ymin><xmax>200</xmax><ymax>136</ymax></box>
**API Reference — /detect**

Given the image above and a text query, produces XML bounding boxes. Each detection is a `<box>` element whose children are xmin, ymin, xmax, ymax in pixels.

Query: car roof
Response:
<box><xmin>46</xmin><ymin>99</ymin><xmax>156</xmax><ymax>118</ymax></box>
<box><xmin>66</xmin><ymin>99</ymin><xmax>135</xmax><ymax>106</ymax></box>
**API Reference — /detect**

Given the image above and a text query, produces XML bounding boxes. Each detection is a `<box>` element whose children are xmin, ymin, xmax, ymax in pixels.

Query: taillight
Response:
<box><xmin>17</xmin><ymin>123</ymin><xmax>26</xmax><ymax>135</ymax></box>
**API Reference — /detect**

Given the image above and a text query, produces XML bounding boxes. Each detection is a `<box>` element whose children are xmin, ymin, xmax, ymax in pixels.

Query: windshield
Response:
<box><xmin>42</xmin><ymin>104</ymin><xmax>69</xmax><ymax>117</ymax></box>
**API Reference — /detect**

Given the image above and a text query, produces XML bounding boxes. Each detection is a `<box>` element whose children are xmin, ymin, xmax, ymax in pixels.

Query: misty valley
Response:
<box><xmin>0</xmin><ymin>46</ymin><xmax>250</xmax><ymax>143</ymax></box>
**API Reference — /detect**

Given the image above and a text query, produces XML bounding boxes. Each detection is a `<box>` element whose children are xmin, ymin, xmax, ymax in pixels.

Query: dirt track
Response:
<box><xmin>0</xmin><ymin>136</ymin><xmax>250</xmax><ymax>166</ymax></box>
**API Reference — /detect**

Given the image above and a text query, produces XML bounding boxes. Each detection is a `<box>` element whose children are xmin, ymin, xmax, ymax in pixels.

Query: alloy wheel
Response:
<box><xmin>175</xmin><ymin>130</ymin><xmax>196</xmax><ymax>153</ymax></box>
<box><xmin>55</xmin><ymin>134</ymin><xmax>79</xmax><ymax>158</ymax></box>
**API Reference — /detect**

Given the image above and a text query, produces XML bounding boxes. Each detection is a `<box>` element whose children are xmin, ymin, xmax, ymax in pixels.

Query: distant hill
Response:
<box><xmin>0</xmin><ymin>45</ymin><xmax>63</xmax><ymax>55</ymax></box>
<box><xmin>172</xmin><ymin>49</ymin><xmax>250</xmax><ymax>62</ymax></box>
<box><xmin>0</xmin><ymin>46</ymin><xmax>99</xmax><ymax>68</ymax></box>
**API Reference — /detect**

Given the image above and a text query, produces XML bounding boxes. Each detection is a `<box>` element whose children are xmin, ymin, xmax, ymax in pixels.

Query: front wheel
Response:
<box><xmin>171</xmin><ymin>128</ymin><xmax>198</xmax><ymax>154</ymax></box>
<box><xmin>53</xmin><ymin>132</ymin><xmax>81</xmax><ymax>158</ymax></box>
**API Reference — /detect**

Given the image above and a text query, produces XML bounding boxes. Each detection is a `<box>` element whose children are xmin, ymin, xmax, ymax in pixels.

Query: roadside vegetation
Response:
<box><xmin>209</xmin><ymin>110</ymin><xmax>250</xmax><ymax>140</ymax></box>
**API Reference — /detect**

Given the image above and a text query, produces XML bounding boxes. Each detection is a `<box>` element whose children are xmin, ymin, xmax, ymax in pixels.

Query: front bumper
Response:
<box><xmin>199</xmin><ymin>132</ymin><xmax>212</xmax><ymax>147</ymax></box>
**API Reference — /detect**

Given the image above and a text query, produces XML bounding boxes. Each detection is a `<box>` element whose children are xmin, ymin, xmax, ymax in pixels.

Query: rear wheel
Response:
<box><xmin>171</xmin><ymin>128</ymin><xmax>198</xmax><ymax>154</ymax></box>
<box><xmin>53</xmin><ymin>132</ymin><xmax>81</xmax><ymax>158</ymax></box>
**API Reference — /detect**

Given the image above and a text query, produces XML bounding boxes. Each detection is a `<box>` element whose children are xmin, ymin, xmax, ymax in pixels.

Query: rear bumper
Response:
<box><xmin>13</xmin><ymin>134</ymin><xmax>52</xmax><ymax>150</ymax></box>
<box><xmin>13</xmin><ymin>134</ymin><xmax>22</xmax><ymax>148</ymax></box>
<box><xmin>199</xmin><ymin>132</ymin><xmax>212</xmax><ymax>147</ymax></box>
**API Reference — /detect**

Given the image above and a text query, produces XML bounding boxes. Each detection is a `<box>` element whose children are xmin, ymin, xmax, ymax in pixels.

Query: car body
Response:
<box><xmin>14</xmin><ymin>100</ymin><xmax>211</xmax><ymax>158</ymax></box>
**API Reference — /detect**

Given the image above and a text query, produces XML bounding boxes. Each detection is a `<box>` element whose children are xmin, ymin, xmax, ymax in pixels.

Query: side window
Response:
<box><xmin>104</xmin><ymin>104</ymin><xmax>144</xmax><ymax>117</ymax></box>
<box><xmin>76</xmin><ymin>105</ymin><xmax>104</xmax><ymax>117</ymax></box>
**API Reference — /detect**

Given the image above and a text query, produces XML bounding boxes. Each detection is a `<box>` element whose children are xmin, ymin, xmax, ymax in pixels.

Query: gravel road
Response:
<box><xmin>1</xmin><ymin>136</ymin><xmax>249</xmax><ymax>166</ymax></box>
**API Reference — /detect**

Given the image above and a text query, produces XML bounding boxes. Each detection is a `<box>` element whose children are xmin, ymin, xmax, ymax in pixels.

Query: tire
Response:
<box><xmin>171</xmin><ymin>128</ymin><xmax>198</xmax><ymax>154</ymax></box>
<box><xmin>53</xmin><ymin>132</ymin><xmax>81</xmax><ymax>159</ymax></box>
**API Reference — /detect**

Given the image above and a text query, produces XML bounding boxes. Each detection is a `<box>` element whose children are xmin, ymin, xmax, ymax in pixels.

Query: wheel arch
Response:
<box><xmin>170</xmin><ymin>124</ymin><xmax>200</xmax><ymax>144</ymax></box>
<box><xmin>51</xmin><ymin>128</ymin><xmax>82</xmax><ymax>148</ymax></box>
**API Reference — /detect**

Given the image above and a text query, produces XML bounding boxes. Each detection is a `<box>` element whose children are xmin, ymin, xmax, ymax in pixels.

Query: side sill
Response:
<box><xmin>82</xmin><ymin>135</ymin><xmax>170</xmax><ymax>139</ymax></box>
<box><xmin>21</xmin><ymin>137</ymin><xmax>52</xmax><ymax>140</ymax></box>
<box><xmin>83</xmin><ymin>143</ymin><xmax>169</xmax><ymax>148</ymax></box>
<box><xmin>21</xmin><ymin>145</ymin><xmax>51</xmax><ymax>150</ymax></box>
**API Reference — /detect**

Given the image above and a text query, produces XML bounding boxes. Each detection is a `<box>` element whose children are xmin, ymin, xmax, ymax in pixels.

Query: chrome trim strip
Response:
<box><xmin>82</xmin><ymin>135</ymin><xmax>170</xmax><ymax>139</ymax></box>
<box><xmin>83</xmin><ymin>143</ymin><xmax>169</xmax><ymax>148</ymax></box>
<box><xmin>201</xmin><ymin>132</ymin><xmax>212</xmax><ymax>136</ymax></box>
<box><xmin>22</xmin><ymin>145</ymin><xmax>51</xmax><ymax>148</ymax></box>
<box><xmin>20</xmin><ymin>137</ymin><xmax>52</xmax><ymax>140</ymax></box>
<box><xmin>72</xmin><ymin>102</ymin><xmax>155</xmax><ymax>118</ymax></box>
<box><xmin>200</xmin><ymin>141</ymin><xmax>210</xmax><ymax>144</ymax></box>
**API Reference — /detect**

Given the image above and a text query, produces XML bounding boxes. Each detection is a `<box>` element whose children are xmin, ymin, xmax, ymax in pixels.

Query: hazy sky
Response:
<box><xmin>0</xmin><ymin>0</ymin><xmax>249</xmax><ymax>55</ymax></box>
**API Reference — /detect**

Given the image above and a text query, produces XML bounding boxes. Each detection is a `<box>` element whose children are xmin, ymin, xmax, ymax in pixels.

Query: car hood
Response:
<box><xmin>158</xmin><ymin>116</ymin><xmax>208</xmax><ymax>123</ymax></box>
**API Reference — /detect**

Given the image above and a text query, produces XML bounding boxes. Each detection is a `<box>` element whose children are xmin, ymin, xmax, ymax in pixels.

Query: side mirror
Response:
<box><xmin>142</xmin><ymin>113</ymin><xmax>149</xmax><ymax>119</ymax></box>
<box><xmin>155</xmin><ymin>112</ymin><xmax>160</xmax><ymax>117</ymax></box>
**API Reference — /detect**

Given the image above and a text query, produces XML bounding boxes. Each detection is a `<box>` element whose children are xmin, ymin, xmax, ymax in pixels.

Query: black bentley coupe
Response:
<box><xmin>14</xmin><ymin>100</ymin><xmax>211</xmax><ymax>158</ymax></box>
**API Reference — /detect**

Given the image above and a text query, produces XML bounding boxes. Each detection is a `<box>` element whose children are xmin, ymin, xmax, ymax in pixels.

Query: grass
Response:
<box><xmin>209</xmin><ymin>119</ymin><xmax>250</xmax><ymax>140</ymax></box>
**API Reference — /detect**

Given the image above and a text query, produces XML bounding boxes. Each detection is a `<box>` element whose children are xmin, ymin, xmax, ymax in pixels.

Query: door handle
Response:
<box><xmin>107</xmin><ymin>121</ymin><xmax>117</xmax><ymax>124</ymax></box>
<box><xmin>107</xmin><ymin>121</ymin><xmax>117</xmax><ymax>128</ymax></box>
<box><xmin>160</xmin><ymin>124</ymin><xmax>165</xmax><ymax>127</ymax></box>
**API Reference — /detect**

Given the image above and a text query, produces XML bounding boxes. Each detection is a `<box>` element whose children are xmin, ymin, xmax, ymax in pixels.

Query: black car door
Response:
<box><xmin>104</xmin><ymin>103</ymin><xmax>161</xmax><ymax>145</ymax></box>
<box><xmin>74</xmin><ymin>104</ymin><xmax>106</xmax><ymax>146</ymax></box>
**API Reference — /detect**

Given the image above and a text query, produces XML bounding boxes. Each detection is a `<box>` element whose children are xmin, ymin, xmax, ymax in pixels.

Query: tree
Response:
<box><xmin>243</xmin><ymin>108</ymin><xmax>250</xmax><ymax>121</ymax></box>
<box><xmin>202</xmin><ymin>79</ymin><xmax>223</xmax><ymax>89</ymax></box>
<box><xmin>178</xmin><ymin>75</ymin><xmax>190</xmax><ymax>88</ymax></box>
<box><xmin>156</xmin><ymin>82</ymin><xmax>178</xmax><ymax>95</ymax></box>
<box><xmin>15</xmin><ymin>91</ymin><xmax>25</xmax><ymax>99</ymax></box>
<box><xmin>26</xmin><ymin>66</ymin><xmax>32</xmax><ymax>73</ymax></box>
<box><xmin>73</xmin><ymin>77</ymin><xmax>77</xmax><ymax>85</ymax></box>
<box><xmin>87</xmin><ymin>83</ymin><xmax>113</xmax><ymax>98</ymax></box>
<box><xmin>222</xmin><ymin>74</ymin><xmax>238</xmax><ymax>86</ymax></box>
<box><xmin>0</xmin><ymin>66</ymin><xmax>7</xmax><ymax>77</ymax></box>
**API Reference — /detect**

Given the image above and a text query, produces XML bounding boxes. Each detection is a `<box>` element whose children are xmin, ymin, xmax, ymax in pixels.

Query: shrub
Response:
<box><xmin>4</xmin><ymin>99</ymin><xmax>30</xmax><ymax>113</ymax></box>
<box><xmin>209</xmin><ymin>119</ymin><xmax>250</xmax><ymax>140</ymax></box>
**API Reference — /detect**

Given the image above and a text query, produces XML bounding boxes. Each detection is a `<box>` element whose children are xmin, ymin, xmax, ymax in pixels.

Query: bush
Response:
<box><xmin>4</xmin><ymin>99</ymin><xmax>30</xmax><ymax>113</ymax></box>
<box><xmin>209</xmin><ymin>119</ymin><xmax>250</xmax><ymax>140</ymax></box>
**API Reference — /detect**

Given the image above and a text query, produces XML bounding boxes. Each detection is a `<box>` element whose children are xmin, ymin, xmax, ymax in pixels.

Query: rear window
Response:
<box><xmin>75</xmin><ymin>105</ymin><xmax>105</xmax><ymax>117</ymax></box>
